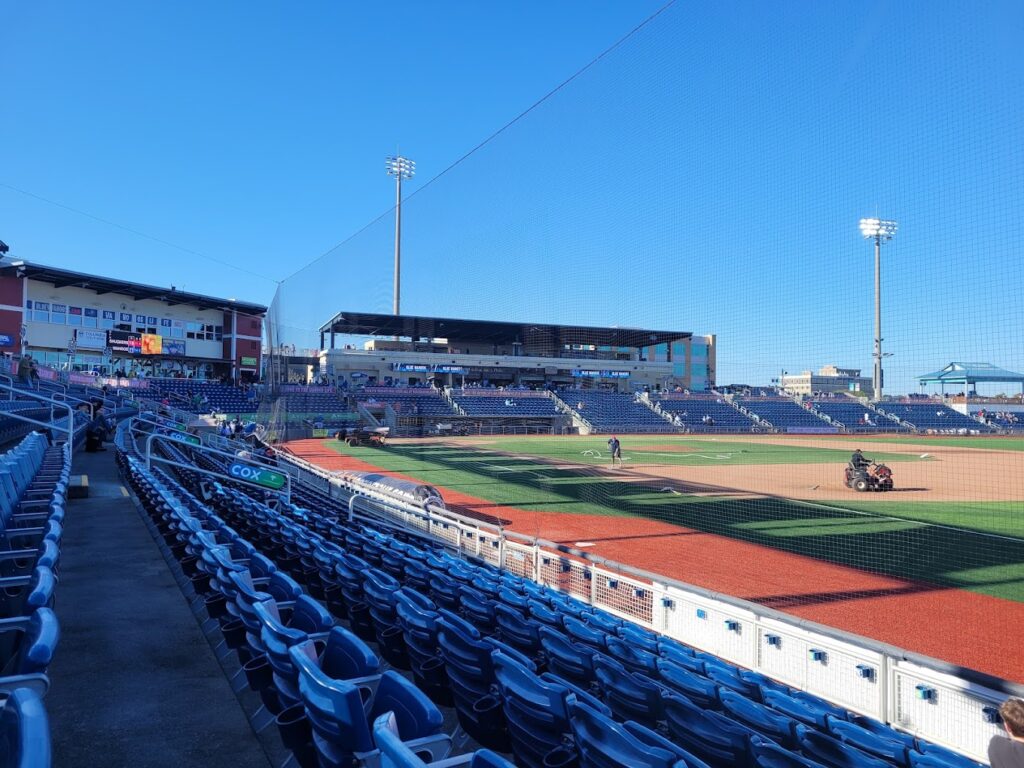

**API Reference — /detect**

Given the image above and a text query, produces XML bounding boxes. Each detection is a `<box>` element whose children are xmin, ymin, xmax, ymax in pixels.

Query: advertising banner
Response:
<box><xmin>75</xmin><ymin>329</ymin><xmax>109</xmax><ymax>350</ymax></box>
<box><xmin>163</xmin><ymin>340</ymin><xmax>185</xmax><ymax>357</ymax></box>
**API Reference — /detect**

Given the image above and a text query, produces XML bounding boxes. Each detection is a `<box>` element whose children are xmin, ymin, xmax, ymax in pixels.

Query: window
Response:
<box><xmin>67</xmin><ymin>307</ymin><xmax>83</xmax><ymax>327</ymax></box>
<box><xmin>171</xmin><ymin>326</ymin><xmax>184</xmax><ymax>339</ymax></box>
<box><xmin>83</xmin><ymin>309</ymin><xmax>98</xmax><ymax>329</ymax></box>
<box><xmin>50</xmin><ymin>307</ymin><xmax>66</xmax><ymax>324</ymax></box>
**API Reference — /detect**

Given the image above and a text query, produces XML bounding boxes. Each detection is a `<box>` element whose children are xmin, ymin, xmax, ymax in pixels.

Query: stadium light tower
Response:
<box><xmin>859</xmin><ymin>217</ymin><xmax>897</xmax><ymax>401</ymax></box>
<box><xmin>386</xmin><ymin>155</ymin><xmax>415</xmax><ymax>316</ymax></box>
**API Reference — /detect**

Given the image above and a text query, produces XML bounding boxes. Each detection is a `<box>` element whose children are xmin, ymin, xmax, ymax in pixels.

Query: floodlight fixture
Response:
<box><xmin>859</xmin><ymin>218</ymin><xmax>897</xmax><ymax>240</ymax></box>
<box><xmin>386</xmin><ymin>156</ymin><xmax>416</xmax><ymax>180</ymax></box>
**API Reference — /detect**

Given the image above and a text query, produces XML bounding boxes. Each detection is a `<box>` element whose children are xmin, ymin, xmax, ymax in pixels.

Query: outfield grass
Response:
<box><xmin>329</xmin><ymin>439</ymin><xmax>1024</xmax><ymax>602</ymax></box>
<box><xmin>467</xmin><ymin>435</ymin><xmax>925</xmax><ymax>466</ymax></box>
<box><xmin>846</xmin><ymin>436</ymin><xmax>1024</xmax><ymax>452</ymax></box>
<box><xmin>816</xmin><ymin>500</ymin><xmax>1024</xmax><ymax>539</ymax></box>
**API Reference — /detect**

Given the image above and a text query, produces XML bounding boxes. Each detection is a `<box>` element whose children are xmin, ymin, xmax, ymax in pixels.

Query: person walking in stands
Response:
<box><xmin>990</xmin><ymin>697</ymin><xmax>1024</xmax><ymax>767</ymax></box>
<box><xmin>607</xmin><ymin>436</ymin><xmax>622</xmax><ymax>466</ymax></box>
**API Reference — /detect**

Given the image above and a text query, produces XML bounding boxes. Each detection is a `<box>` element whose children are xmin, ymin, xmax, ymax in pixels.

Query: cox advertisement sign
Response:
<box><xmin>228</xmin><ymin>463</ymin><xmax>287</xmax><ymax>490</ymax></box>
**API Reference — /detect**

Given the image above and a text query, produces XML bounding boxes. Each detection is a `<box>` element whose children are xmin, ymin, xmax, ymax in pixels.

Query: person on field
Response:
<box><xmin>849</xmin><ymin>448</ymin><xmax>871</xmax><ymax>470</ymax></box>
<box><xmin>607</xmin><ymin>436</ymin><xmax>622</xmax><ymax>465</ymax></box>
<box><xmin>989</xmin><ymin>697</ymin><xmax>1024</xmax><ymax>767</ymax></box>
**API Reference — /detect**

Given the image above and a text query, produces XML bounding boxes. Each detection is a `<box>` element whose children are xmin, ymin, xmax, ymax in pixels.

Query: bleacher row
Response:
<box><xmin>0</xmin><ymin>432</ymin><xmax>73</xmax><ymax>768</ymax></box>
<box><xmin>113</xmin><ymin>420</ymin><xmax>989</xmax><ymax>768</ymax></box>
<box><xmin>451</xmin><ymin>391</ymin><xmax>562</xmax><ymax>418</ymax></box>
<box><xmin>146</xmin><ymin>380</ymin><xmax>259</xmax><ymax>415</ymax></box>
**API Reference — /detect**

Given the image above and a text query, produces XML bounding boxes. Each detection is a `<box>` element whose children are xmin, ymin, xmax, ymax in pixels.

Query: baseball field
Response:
<box><xmin>285</xmin><ymin>433</ymin><xmax>1024</xmax><ymax>683</ymax></box>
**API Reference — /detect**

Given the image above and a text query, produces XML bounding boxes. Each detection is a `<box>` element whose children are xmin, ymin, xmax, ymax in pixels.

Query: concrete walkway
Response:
<box><xmin>46</xmin><ymin>450</ymin><xmax>271</xmax><ymax>767</ymax></box>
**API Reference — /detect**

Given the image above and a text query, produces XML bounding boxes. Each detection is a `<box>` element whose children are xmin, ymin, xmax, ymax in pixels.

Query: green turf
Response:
<box><xmin>328</xmin><ymin>439</ymin><xmax>1024</xmax><ymax>603</ymax></box>
<box><xmin>464</xmin><ymin>435</ymin><xmax>925</xmax><ymax>466</ymax></box>
<box><xmin>790</xmin><ymin>436</ymin><xmax>1024</xmax><ymax>454</ymax></box>
<box><xmin>815</xmin><ymin>500</ymin><xmax>1024</xmax><ymax>538</ymax></box>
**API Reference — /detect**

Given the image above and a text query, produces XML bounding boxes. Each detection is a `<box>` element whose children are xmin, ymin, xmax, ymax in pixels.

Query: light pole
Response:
<box><xmin>385</xmin><ymin>155</ymin><xmax>415</xmax><ymax>316</ymax></box>
<box><xmin>859</xmin><ymin>217</ymin><xmax>897</xmax><ymax>401</ymax></box>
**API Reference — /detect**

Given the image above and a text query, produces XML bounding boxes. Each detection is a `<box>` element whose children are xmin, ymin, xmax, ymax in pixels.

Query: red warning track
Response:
<box><xmin>286</xmin><ymin>440</ymin><xmax>1024</xmax><ymax>684</ymax></box>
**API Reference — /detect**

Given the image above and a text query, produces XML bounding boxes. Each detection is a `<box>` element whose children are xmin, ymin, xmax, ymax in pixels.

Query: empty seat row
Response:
<box><xmin>116</xmin><ymin>420</ymin><xmax>989</xmax><ymax>768</ymax></box>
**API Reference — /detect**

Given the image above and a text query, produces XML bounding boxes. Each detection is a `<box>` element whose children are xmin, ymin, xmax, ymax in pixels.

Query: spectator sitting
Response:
<box><xmin>84</xmin><ymin>402</ymin><xmax>108</xmax><ymax>452</ymax></box>
<box><xmin>16</xmin><ymin>355</ymin><xmax>32</xmax><ymax>387</ymax></box>
<box><xmin>989</xmin><ymin>697</ymin><xmax>1024</xmax><ymax>767</ymax></box>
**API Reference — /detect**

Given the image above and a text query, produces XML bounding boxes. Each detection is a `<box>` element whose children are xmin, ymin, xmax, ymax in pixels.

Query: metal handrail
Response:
<box><xmin>0</xmin><ymin>382</ymin><xmax>79</xmax><ymax>471</ymax></box>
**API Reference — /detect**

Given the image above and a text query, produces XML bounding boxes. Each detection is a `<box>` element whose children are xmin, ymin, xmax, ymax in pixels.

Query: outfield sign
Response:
<box><xmin>571</xmin><ymin>369</ymin><xmax>631</xmax><ymax>379</ymax></box>
<box><xmin>165</xmin><ymin>430</ymin><xmax>201</xmax><ymax>446</ymax></box>
<box><xmin>228</xmin><ymin>463</ymin><xmax>287</xmax><ymax>490</ymax></box>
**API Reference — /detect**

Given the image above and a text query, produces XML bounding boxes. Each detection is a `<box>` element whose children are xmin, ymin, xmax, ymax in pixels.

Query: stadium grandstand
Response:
<box><xmin>5</xmin><ymin>2</ymin><xmax>1023</xmax><ymax>766</ymax></box>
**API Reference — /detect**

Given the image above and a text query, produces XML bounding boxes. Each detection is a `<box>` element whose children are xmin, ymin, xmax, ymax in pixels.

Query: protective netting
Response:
<box><xmin>264</xmin><ymin>3</ymin><xmax>1024</xmax><ymax>676</ymax></box>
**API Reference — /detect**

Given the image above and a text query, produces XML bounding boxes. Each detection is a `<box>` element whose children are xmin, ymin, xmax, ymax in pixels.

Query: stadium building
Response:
<box><xmin>317</xmin><ymin>310</ymin><xmax>715</xmax><ymax>391</ymax></box>
<box><xmin>0</xmin><ymin>261</ymin><xmax>266</xmax><ymax>381</ymax></box>
<box><xmin>781</xmin><ymin>364</ymin><xmax>873</xmax><ymax>396</ymax></box>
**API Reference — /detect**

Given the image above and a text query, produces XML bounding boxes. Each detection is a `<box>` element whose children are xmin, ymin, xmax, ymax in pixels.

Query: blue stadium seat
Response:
<box><xmin>909</xmin><ymin>743</ymin><xmax>987</xmax><ymax>768</ymax></box>
<box><xmin>763</xmin><ymin>688</ymin><xmax>834</xmax><ymax>729</ymax></box>
<box><xmin>0</xmin><ymin>608</ymin><xmax>59</xmax><ymax>680</ymax></box>
<box><xmin>492</xmin><ymin>650</ymin><xmax>609</xmax><ymax>768</ymax></box>
<box><xmin>289</xmin><ymin>645</ymin><xmax>448</xmax><ymax>768</ymax></box>
<box><xmin>538</xmin><ymin>625</ymin><xmax>598</xmax><ymax>689</ymax></box>
<box><xmin>622</xmin><ymin>721</ymin><xmax>714</xmax><ymax>768</ymax></box>
<box><xmin>373</xmin><ymin>711</ymin><xmax>513</xmax><ymax>768</ymax></box>
<box><xmin>563</xmin><ymin>615</ymin><xmax>607</xmax><ymax>650</ymax></box>
<box><xmin>656</xmin><ymin>659</ymin><xmax>720</xmax><ymax>710</ymax></box>
<box><xmin>393</xmin><ymin>589</ymin><xmax>449</xmax><ymax>703</ymax></box>
<box><xmin>825</xmin><ymin>717</ymin><xmax>911</xmax><ymax>765</ymax></box>
<box><xmin>749</xmin><ymin>735</ymin><xmax>826</xmax><ymax>767</ymax></box>
<box><xmin>436</xmin><ymin>612</ymin><xmax>529</xmax><ymax>749</ymax></box>
<box><xmin>254</xmin><ymin>594</ymin><xmax>335</xmax><ymax>704</ymax></box>
<box><xmin>0</xmin><ymin>687</ymin><xmax>51</xmax><ymax>768</ymax></box>
<box><xmin>720</xmin><ymin>689</ymin><xmax>799</xmax><ymax>749</ymax></box>
<box><xmin>566</xmin><ymin>699</ymin><xmax>686</xmax><ymax>768</ymax></box>
<box><xmin>362</xmin><ymin>568</ymin><xmax>409</xmax><ymax>667</ymax></box>
<box><xmin>593</xmin><ymin>654</ymin><xmax>666</xmax><ymax>725</ymax></box>
<box><xmin>605</xmin><ymin>636</ymin><xmax>660</xmax><ymax>676</ymax></box>
<box><xmin>0</xmin><ymin>567</ymin><xmax>55</xmax><ymax>618</ymax></box>
<box><xmin>662</xmin><ymin>692</ymin><xmax>752</xmax><ymax>767</ymax></box>
<box><xmin>795</xmin><ymin>724</ymin><xmax>893</xmax><ymax>768</ymax></box>
<box><xmin>493</xmin><ymin>605</ymin><xmax>544</xmax><ymax>661</ymax></box>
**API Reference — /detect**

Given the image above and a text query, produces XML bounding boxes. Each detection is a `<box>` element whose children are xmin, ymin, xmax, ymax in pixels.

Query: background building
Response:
<box><xmin>781</xmin><ymin>364</ymin><xmax>873</xmax><ymax>397</ymax></box>
<box><xmin>0</xmin><ymin>262</ymin><xmax>266</xmax><ymax>380</ymax></box>
<box><xmin>316</xmin><ymin>311</ymin><xmax>714</xmax><ymax>391</ymax></box>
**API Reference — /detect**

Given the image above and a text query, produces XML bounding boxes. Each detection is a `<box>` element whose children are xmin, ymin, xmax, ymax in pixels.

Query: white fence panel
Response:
<box><xmin>891</xmin><ymin>660</ymin><xmax>1004</xmax><ymax>762</ymax></box>
<box><xmin>758</xmin><ymin>618</ymin><xmax>885</xmax><ymax>720</ymax></box>
<box><xmin>663</xmin><ymin>586</ymin><xmax>758</xmax><ymax>669</ymax></box>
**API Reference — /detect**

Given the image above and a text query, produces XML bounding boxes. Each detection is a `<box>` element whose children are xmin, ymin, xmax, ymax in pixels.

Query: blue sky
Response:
<box><xmin>3</xmin><ymin>1</ymin><xmax>1022</xmax><ymax>392</ymax></box>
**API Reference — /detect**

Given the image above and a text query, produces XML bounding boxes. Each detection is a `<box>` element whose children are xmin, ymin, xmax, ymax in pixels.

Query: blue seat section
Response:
<box><xmin>564</xmin><ymin>390</ymin><xmax>674</xmax><ymax>433</ymax></box>
<box><xmin>0</xmin><ymin>429</ymin><xmax>72</xmax><ymax>768</ymax></box>
<box><xmin>451</xmin><ymin>391</ymin><xmax>562</xmax><ymax>417</ymax></box>
<box><xmin>736</xmin><ymin>398</ymin><xmax>835</xmax><ymax>433</ymax></box>
<box><xmin>114</xmin><ymin>417</ymin><xmax>993</xmax><ymax>768</ymax></box>
<box><xmin>147</xmin><ymin>379</ymin><xmax>259</xmax><ymax>414</ymax></box>
<box><xmin>356</xmin><ymin>388</ymin><xmax>455</xmax><ymax>417</ymax></box>
<box><xmin>809</xmin><ymin>400</ymin><xmax>910</xmax><ymax>433</ymax></box>
<box><xmin>874</xmin><ymin>403</ymin><xmax>994</xmax><ymax>433</ymax></box>
<box><xmin>654</xmin><ymin>394</ymin><xmax>758</xmax><ymax>432</ymax></box>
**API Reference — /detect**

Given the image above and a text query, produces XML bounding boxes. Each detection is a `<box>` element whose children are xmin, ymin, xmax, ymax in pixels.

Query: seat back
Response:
<box><xmin>289</xmin><ymin>640</ymin><xmax>375</xmax><ymax>754</ymax></box>
<box><xmin>320</xmin><ymin>626</ymin><xmax>381</xmax><ymax>679</ymax></box>
<box><xmin>367</xmin><ymin>671</ymin><xmax>444</xmax><ymax>741</ymax></box>
<box><xmin>13</xmin><ymin>608</ymin><xmax>59</xmax><ymax>675</ymax></box>
<box><xmin>0</xmin><ymin>685</ymin><xmax>50</xmax><ymax>768</ymax></box>
<box><xmin>567</xmin><ymin>700</ymin><xmax>684</xmax><ymax>768</ymax></box>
